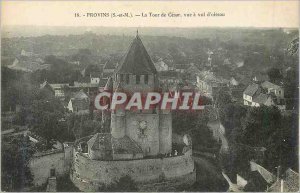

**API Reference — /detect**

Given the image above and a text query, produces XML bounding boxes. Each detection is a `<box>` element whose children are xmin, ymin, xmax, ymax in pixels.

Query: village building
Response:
<box><xmin>252</xmin><ymin>73</ymin><xmax>269</xmax><ymax>83</ymax></box>
<box><xmin>222</xmin><ymin>161</ymin><xmax>300</xmax><ymax>192</ymax></box>
<box><xmin>8</xmin><ymin>56</ymin><xmax>50</xmax><ymax>73</ymax></box>
<box><xmin>184</xmin><ymin>63</ymin><xmax>202</xmax><ymax>84</ymax></box>
<box><xmin>243</xmin><ymin>82</ymin><xmax>286</xmax><ymax>110</ymax></box>
<box><xmin>67</xmin><ymin>90</ymin><xmax>90</xmax><ymax>115</ymax></box>
<box><xmin>174</xmin><ymin>63</ymin><xmax>191</xmax><ymax>73</ymax></box>
<box><xmin>154</xmin><ymin>59</ymin><xmax>169</xmax><ymax>72</ymax></box>
<box><xmin>261</xmin><ymin>81</ymin><xmax>284</xmax><ymax>99</ymax></box>
<box><xmin>48</xmin><ymin>83</ymin><xmax>67</xmax><ymax>99</ymax></box>
<box><xmin>158</xmin><ymin>71</ymin><xmax>181</xmax><ymax>85</ymax></box>
<box><xmin>196</xmin><ymin>70</ymin><xmax>229</xmax><ymax>99</ymax></box>
<box><xmin>39</xmin><ymin>81</ymin><xmax>55</xmax><ymax>96</ymax></box>
<box><xmin>268</xmin><ymin>168</ymin><xmax>299</xmax><ymax>192</ymax></box>
<box><xmin>101</xmin><ymin>60</ymin><xmax>117</xmax><ymax>78</ymax></box>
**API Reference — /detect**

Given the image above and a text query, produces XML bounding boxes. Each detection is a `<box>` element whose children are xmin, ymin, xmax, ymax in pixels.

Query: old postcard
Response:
<box><xmin>1</xmin><ymin>0</ymin><xmax>299</xmax><ymax>192</ymax></box>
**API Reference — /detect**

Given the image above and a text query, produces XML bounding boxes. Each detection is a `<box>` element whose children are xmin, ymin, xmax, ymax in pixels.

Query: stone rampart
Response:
<box><xmin>71</xmin><ymin>149</ymin><xmax>195</xmax><ymax>191</ymax></box>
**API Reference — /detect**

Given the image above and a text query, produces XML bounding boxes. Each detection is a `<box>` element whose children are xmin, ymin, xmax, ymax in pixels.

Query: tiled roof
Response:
<box><xmin>261</xmin><ymin>81</ymin><xmax>282</xmax><ymax>90</ymax></box>
<box><xmin>87</xmin><ymin>133</ymin><xmax>112</xmax><ymax>151</ymax></box>
<box><xmin>252</xmin><ymin>93</ymin><xmax>270</xmax><ymax>104</ymax></box>
<box><xmin>116</xmin><ymin>35</ymin><xmax>157</xmax><ymax>75</ymax></box>
<box><xmin>111</xmin><ymin>135</ymin><xmax>143</xmax><ymax>154</ymax></box>
<box><xmin>244</xmin><ymin>84</ymin><xmax>260</xmax><ymax>96</ymax></box>
<box><xmin>103</xmin><ymin>60</ymin><xmax>117</xmax><ymax>70</ymax></box>
<box><xmin>253</xmin><ymin>74</ymin><xmax>269</xmax><ymax>82</ymax></box>
<box><xmin>174</xmin><ymin>64</ymin><xmax>189</xmax><ymax>69</ymax></box>
<box><xmin>87</xmin><ymin>133</ymin><xmax>143</xmax><ymax>155</ymax></box>
<box><xmin>159</xmin><ymin>71</ymin><xmax>179</xmax><ymax>77</ymax></box>
<box><xmin>70</xmin><ymin>98</ymin><xmax>89</xmax><ymax>111</ymax></box>
<box><xmin>268</xmin><ymin>169</ymin><xmax>299</xmax><ymax>192</ymax></box>
<box><xmin>73</xmin><ymin>90</ymin><xmax>88</xmax><ymax>99</ymax></box>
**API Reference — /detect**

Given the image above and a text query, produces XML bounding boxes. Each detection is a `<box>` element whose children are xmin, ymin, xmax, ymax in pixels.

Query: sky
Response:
<box><xmin>1</xmin><ymin>1</ymin><xmax>299</xmax><ymax>28</ymax></box>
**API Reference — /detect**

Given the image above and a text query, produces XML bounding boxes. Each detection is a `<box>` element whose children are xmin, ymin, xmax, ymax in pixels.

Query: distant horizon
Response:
<box><xmin>2</xmin><ymin>25</ymin><xmax>298</xmax><ymax>39</ymax></box>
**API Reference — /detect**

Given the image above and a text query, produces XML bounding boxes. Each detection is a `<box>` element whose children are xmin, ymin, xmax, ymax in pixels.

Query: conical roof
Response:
<box><xmin>116</xmin><ymin>35</ymin><xmax>157</xmax><ymax>75</ymax></box>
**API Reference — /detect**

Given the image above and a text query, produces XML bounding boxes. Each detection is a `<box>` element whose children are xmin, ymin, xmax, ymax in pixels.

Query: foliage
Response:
<box><xmin>98</xmin><ymin>175</ymin><xmax>138</xmax><ymax>192</ymax></box>
<box><xmin>220</xmin><ymin>104</ymin><xmax>299</xmax><ymax>176</ymax></box>
<box><xmin>66</xmin><ymin>113</ymin><xmax>103</xmax><ymax>139</ymax></box>
<box><xmin>267</xmin><ymin>67</ymin><xmax>283</xmax><ymax>84</ymax></box>
<box><xmin>56</xmin><ymin>174</ymin><xmax>80</xmax><ymax>192</ymax></box>
<box><xmin>1</xmin><ymin>135</ymin><xmax>35</xmax><ymax>191</ymax></box>
<box><xmin>172</xmin><ymin>110</ymin><xmax>218</xmax><ymax>149</ymax></box>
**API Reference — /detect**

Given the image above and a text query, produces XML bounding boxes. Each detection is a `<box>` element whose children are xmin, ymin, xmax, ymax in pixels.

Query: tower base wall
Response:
<box><xmin>71</xmin><ymin>149</ymin><xmax>196</xmax><ymax>191</ymax></box>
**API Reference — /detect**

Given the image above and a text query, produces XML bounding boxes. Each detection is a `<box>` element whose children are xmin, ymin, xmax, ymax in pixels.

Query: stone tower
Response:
<box><xmin>110</xmin><ymin>34</ymin><xmax>172</xmax><ymax>156</ymax></box>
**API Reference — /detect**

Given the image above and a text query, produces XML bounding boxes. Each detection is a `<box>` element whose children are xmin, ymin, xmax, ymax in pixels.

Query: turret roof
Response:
<box><xmin>116</xmin><ymin>35</ymin><xmax>157</xmax><ymax>75</ymax></box>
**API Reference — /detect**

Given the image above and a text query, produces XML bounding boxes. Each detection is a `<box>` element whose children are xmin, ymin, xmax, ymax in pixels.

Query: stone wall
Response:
<box><xmin>71</xmin><ymin>149</ymin><xmax>195</xmax><ymax>191</ymax></box>
<box><xmin>125</xmin><ymin>112</ymin><xmax>160</xmax><ymax>156</ymax></box>
<box><xmin>29</xmin><ymin>143</ymin><xmax>73</xmax><ymax>186</ymax></box>
<box><xmin>29</xmin><ymin>150</ymin><xmax>66</xmax><ymax>186</ymax></box>
<box><xmin>159</xmin><ymin>112</ymin><xmax>172</xmax><ymax>154</ymax></box>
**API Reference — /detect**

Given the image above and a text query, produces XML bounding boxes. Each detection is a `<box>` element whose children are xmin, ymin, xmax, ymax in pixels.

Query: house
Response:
<box><xmin>39</xmin><ymin>81</ymin><xmax>55</xmax><ymax>96</ymax></box>
<box><xmin>67</xmin><ymin>90</ymin><xmax>90</xmax><ymax>115</ymax></box>
<box><xmin>268</xmin><ymin>168</ymin><xmax>299</xmax><ymax>192</ymax></box>
<box><xmin>243</xmin><ymin>82</ymin><xmax>285</xmax><ymax>109</ymax></box>
<box><xmin>252</xmin><ymin>73</ymin><xmax>269</xmax><ymax>83</ymax></box>
<box><xmin>185</xmin><ymin>64</ymin><xmax>202</xmax><ymax>83</ymax></box>
<box><xmin>49</xmin><ymin>83</ymin><xmax>68</xmax><ymax>99</ymax></box>
<box><xmin>252</xmin><ymin>93</ymin><xmax>274</xmax><ymax>107</ymax></box>
<box><xmin>154</xmin><ymin>60</ymin><xmax>169</xmax><ymax>72</ymax></box>
<box><xmin>243</xmin><ymin>83</ymin><xmax>261</xmax><ymax>106</ymax></box>
<box><xmin>197</xmin><ymin>70</ymin><xmax>229</xmax><ymax>99</ymax></box>
<box><xmin>223</xmin><ymin>161</ymin><xmax>277</xmax><ymax>192</ymax></box>
<box><xmin>8</xmin><ymin>57</ymin><xmax>51</xmax><ymax>73</ymax></box>
<box><xmin>243</xmin><ymin>84</ymin><xmax>274</xmax><ymax>107</ymax></box>
<box><xmin>230</xmin><ymin>77</ymin><xmax>239</xmax><ymax>86</ymax></box>
<box><xmin>174</xmin><ymin>64</ymin><xmax>189</xmax><ymax>73</ymax></box>
<box><xmin>102</xmin><ymin>60</ymin><xmax>117</xmax><ymax>74</ymax></box>
<box><xmin>158</xmin><ymin>71</ymin><xmax>181</xmax><ymax>85</ymax></box>
<box><xmin>261</xmin><ymin>81</ymin><xmax>284</xmax><ymax>99</ymax></box>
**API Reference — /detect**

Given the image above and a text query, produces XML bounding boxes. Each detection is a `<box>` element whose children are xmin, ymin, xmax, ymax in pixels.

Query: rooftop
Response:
<box><xmin>252</xmin><ymin>93</ymin><xmax>270</xmax><ymax>104</ymax></box>
<box><xmin>244</xmin><ymin>84</ymin><xmax>260</xmax><ymax>97</ymax></box>
<box><xmin>116</xmin><ymin>35</ymin><xmax>157</xmax><ymax>75</ymax></box>
<box><xmin>261</xmin><ymin>81</ymin><xmax>282</xmax><ymax>90</ymax></box>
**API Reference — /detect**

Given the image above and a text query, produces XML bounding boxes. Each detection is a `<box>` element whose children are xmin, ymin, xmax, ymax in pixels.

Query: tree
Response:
<box><xmin>30</xmin><ymin>97</ymin><xmax>66</xmax><ymax>148</ymax></box>
<box><xmin>1</xmin><ymin>135</ymin><xmax>34</xmax><ymax>191</ymax></box>
<box><xmin>267</xmin><ymin>67</ymin><xmax>283</xmax><ymax>84</ymax></box>
<box><xmin>287</xmin><ymin>37</ymin><xmax>299</xmax><ymax>56</ymax></box>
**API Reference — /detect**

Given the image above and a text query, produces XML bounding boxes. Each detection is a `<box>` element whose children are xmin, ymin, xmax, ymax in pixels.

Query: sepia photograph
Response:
<box><xmin>1</xmin><ymin>0</ymin><xmax>299</xmax><ymax>192</ymax></box>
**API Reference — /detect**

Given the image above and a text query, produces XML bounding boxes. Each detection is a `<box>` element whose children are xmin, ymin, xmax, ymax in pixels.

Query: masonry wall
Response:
<box><xmin>159</xmin><ymin>112</ymin><xmax>172</xmax><ymax>154</ymax></box>
<box><xmin>29</xmin><ymin>144</ymin><xmax>73</xmax><ymax>187</ymax></box>
<box><xmin>29</xmin><ymin>151</ymin><xmax>67</xmax><ymax>186</ymax></box>
<box><xmin>125</xmin><ymin>112</ymin><xmax>160</xmax><ymax>156</ymax></box>
<box><xmin>72</xmin><ymin>149</ymin><xmax>195</xmax><ymax>191</ymax></box>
